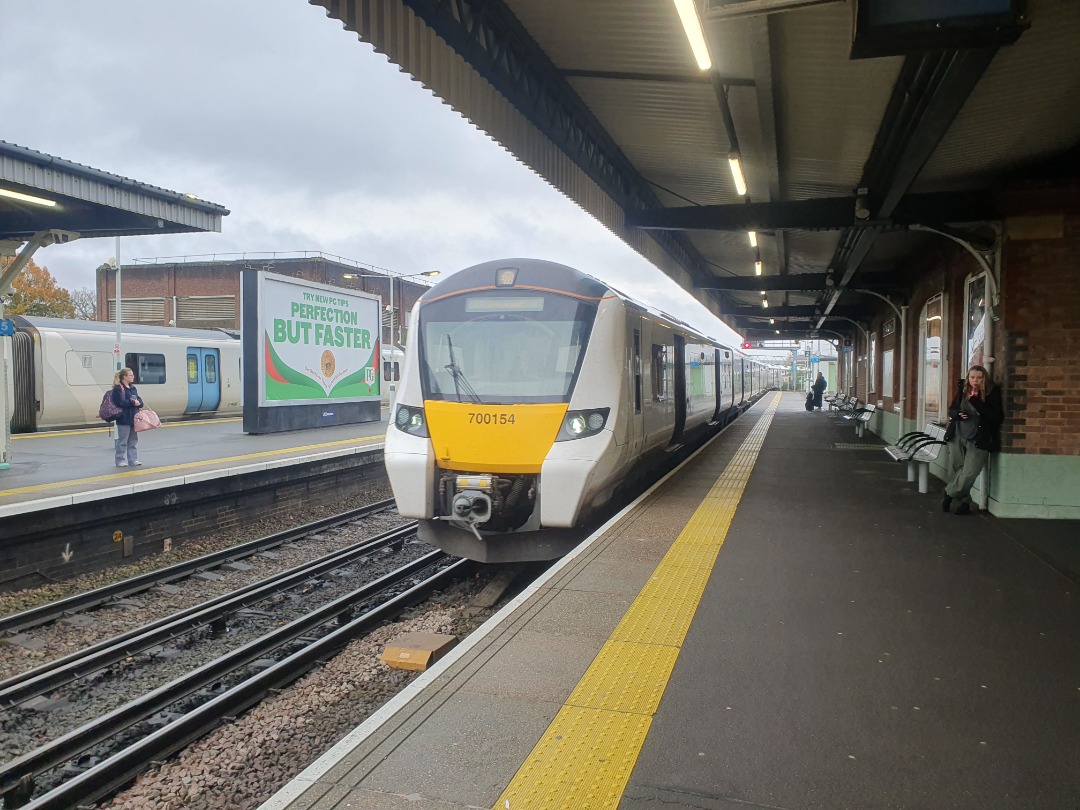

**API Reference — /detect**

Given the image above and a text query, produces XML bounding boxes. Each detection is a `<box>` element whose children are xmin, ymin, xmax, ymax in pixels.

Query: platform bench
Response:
<box><xmin>884</xmin><ymin>424</ymin><xmax>948</xmax><ymax>493</ymax></box>
<box><xmin>827</xmin><ymin>393</ymin><xmax>853</xmax><ymax>412</ymax></box>
<box><xmin>843</xmin><ymin>402</ymin><xmax>876</xmax><ymax>437</ymax></box>
<box><xmin>831</xmin><ymin>395</ymin><xmax>858</xmax><ymax>416</ymax></box>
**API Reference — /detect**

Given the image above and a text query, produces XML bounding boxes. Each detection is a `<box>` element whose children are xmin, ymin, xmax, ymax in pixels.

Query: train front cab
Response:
<box><xmin>386</xmin><ymin>268</ymin><xmax>618</xmax><ymax>562</ymax></box>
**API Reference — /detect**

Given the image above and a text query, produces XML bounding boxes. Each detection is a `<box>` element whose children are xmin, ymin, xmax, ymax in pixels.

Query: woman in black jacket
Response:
<box><xmin>111</xmin><ymin>367</ymin><xmax>143</xmax><ymax>467</ymax></box>
<box><xmin>942</xmin><ymin>365</ymin><xmax>1003</xmax><ymax>515</ymax></box>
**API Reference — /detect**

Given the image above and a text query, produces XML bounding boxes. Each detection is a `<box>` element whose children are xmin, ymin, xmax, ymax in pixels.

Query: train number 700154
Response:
<box><xmin>468</xmin><ymin>412</ymin><xmax>516</xmax><ymax>425</ymax></box>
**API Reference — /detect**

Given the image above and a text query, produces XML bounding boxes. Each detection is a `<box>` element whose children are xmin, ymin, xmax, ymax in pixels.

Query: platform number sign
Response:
<box><xmin>0</xmin><ymin>319</ymin><xmax>15</xmax><ymax>337</ymax></box>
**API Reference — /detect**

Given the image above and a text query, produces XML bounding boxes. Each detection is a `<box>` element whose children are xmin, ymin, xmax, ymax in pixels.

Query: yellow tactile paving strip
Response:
<box><xmin>495</xmin><ymin>392</ymin><xmax>781</xmax><ymax>810</ymax></box>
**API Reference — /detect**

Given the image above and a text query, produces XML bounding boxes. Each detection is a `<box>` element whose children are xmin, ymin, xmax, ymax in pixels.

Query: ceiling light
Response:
<box><xmin>727</xmin><ymin>153</ymin><xmax>747</xmax><ymax>197</ymax></box>
<box><xmin>0</xmin><ymin>187</ymin><xmax>56</xmax><ymax>207</ymax></box>
<box><xmin>770</xmin><ymin>318</ymin><xmax>775</xmax><ymax>324</ymax></box>
<box><xmin>755</xmin><ymin>260</ymin><xmax>762</xmax><ymax>276</ymax></box>
<box><xmin>748</xmin><ymin>231</ymin><xmax>758</xmax><ymax>247</ymax></box>
<box><xmin>673</xmin><ymin>0</ymin><xmax>712</xmax><ymax>71</ymax></box>
<box><xmin>762</xmin><ymin>297</ymin><xmax>769</xmax><ymax>308</ymax></box>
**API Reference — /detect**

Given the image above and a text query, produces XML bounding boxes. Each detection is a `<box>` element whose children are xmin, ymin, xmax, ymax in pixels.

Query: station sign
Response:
<box><xmin>0</xmin><ymin>319</ymin><xmax>14</xmax><ymax>337</ymax></box>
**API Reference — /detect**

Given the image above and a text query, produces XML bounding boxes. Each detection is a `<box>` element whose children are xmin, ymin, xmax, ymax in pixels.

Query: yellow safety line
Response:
<box><xmin>494</xmin><ymin>392</ymin><xmax>781</xmax><ymax>810</ymax></box>
<box><xmin>0</xmin><ymin>435</ymin><xmax>385</xmax><ymax>498</ymax></box>
<box><xmin>12</xmin><ymin>417</ymin><xmax>242</xmax><ymax>439</ymax></box>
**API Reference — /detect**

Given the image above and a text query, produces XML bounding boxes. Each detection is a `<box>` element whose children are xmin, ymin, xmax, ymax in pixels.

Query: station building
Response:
<box><xmin>93</xmin><ymin>254</ymin><xmax>434</xmax><ymax>346</ymax></box>
<box><xmin>831</xmin><ymin>176</ymin><xmax>1080</xmax><ymax>519</ymax></box>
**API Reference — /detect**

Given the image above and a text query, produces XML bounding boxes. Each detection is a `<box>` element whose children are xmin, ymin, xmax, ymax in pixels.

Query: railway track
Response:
<box><xmin>0</xmin><ymin>499</ymin><xmax>399</xmax><ymax>638</ymax></box>
<box><xmin>1</xmin><ymin>539</ymin><xmax>472</xmax><ymax>808</ymax></box>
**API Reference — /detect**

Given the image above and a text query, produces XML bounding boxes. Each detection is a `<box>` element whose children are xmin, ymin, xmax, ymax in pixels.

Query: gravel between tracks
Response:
<box><xmin>97</xmin><ymin>579</ymin><xmax>491</xmax><ymax>810</ymax></box>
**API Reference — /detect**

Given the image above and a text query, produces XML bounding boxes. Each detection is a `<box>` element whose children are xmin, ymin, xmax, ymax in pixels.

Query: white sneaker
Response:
<box><xmin>116</xmin><ymin>461</ymin><xmax>128</xmax><ymax>467</ymax></box>
<box><xmin>131</xmin><ymin>461</ymin><xmax>143</xmax><ymax>467</ymax></box>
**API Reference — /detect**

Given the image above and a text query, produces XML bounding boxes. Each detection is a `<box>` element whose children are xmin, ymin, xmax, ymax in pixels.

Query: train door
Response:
<box><xmin>9</xmin><ymin>331</ymin><xmax>36</xmax><ymax>432</ymax></box>
<box><xmin>185</xmin><ymin>347</ymin><xmax>221</xmax><ymax>413</ymax></box>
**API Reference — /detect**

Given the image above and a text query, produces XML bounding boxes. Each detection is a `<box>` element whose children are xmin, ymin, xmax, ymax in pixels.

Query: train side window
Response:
<box><xmin>382</xmin><ymin>361</ymin><xmax>399</xmax><ymax>382</ymax></box>
<box><xmin>652</xmin><ymin>344</ymin><xmax>667</xmax><ymax>400</ymax></box>
<box><xmin>124</xmin><ymin>352</ymin><xmax>166</xmax><ymax>385</ymax></box>
<box><xmin>204</xmin><ymin>354</ymin><xmax>218</xmax><ymax>384</ymax></box>
<box><xmin>187</xmin><ymin>354</ymin><xmax>199</xmax><ymax>384</ymax></box>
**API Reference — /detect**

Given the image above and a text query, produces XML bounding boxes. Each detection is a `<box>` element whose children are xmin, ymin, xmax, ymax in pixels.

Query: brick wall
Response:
<box><xmin>1000</xmin><ymin>214</ymin><xmax>1080</xmax><ymax>456</ymax></box>
<box><xmin>94</xmin><ymin>257</ymin><xmax>432</xmax><ymax>342</ymax></box>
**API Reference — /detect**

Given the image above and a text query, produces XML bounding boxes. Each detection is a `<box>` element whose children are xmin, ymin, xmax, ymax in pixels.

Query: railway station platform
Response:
<box><xmin>0</xmin><ymin>416</ymin><xmax>389</xmax><ymax>591</ymax></box>
<box><xmin>261</xmin><ymin>391</ymin><xmax>1080</xmax><ymax>810</ymax></box>
<box><xmin>0</xmin><ymin>416</ymin><xmax>387</xmax><ymax>517</ymax></box>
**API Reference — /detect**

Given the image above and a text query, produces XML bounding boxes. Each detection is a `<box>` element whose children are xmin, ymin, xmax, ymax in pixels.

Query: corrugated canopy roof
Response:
<box><xmin>310</xmin><ymin>0</ymin><xmax>1080</xmax><ymax>340</ymax></box>
<box><xmin>0</xmin><ymin>140</ymin><xmax>229</xmax><ymax>242</ymax></box>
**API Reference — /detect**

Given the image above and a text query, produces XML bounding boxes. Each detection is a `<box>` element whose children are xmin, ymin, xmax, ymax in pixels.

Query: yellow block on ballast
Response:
<box><xmin>380</xmin><ymin>633</ymin><xmax>458</xmax><ymax>671</ymax></box>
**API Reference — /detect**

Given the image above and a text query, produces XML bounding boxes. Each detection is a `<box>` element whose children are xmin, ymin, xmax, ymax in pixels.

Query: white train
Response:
<box><xmin>5</xmin><ymin>316</ymin><xmax>404</xmax><ymax>432</ymax></box>
<box><xmin>384</xmin><ymin>259</ymin><xmax>777</xmax><ymax>563</ymax></box>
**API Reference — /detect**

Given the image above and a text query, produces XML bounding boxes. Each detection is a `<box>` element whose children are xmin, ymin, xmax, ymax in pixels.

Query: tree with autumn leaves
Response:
<box><xmin>0</xmin><ymin>256</ymin><xmax>76</xmax><ymax>318</ymax></box>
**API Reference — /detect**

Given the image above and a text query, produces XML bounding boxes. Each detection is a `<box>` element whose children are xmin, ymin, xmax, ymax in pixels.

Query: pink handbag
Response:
<box><xmin>133</xmin><ymin>408</ymin><xmax>161</xmax><ymax>432</ymax></box>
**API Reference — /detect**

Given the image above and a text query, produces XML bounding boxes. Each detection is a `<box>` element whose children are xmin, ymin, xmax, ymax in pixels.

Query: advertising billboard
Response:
<box><xmin>242</xmin><ymin>270</ymin><xmax>383</xmax><ymax>433</ymax></box>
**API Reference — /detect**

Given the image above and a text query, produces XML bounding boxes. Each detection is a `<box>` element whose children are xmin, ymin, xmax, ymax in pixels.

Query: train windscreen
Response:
<box><xmin>418</xmin><ymin>291</ymin><xmax>597</xmax><ymax>404</ymax></box>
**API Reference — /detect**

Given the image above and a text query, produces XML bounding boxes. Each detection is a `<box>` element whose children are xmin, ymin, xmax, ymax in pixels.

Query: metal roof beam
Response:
<box><xmin>626</xmin><ymin>190</ymin><xmax>1000</xmax><ymax>232</ymax></box>
<box><xmin>726</xmin><ymin>304</ymin><xmax>861</xmax><ymax>319</ymax></box>
<box><xmin>696</xmin><ymin>274</ymin><xmax>832</xmax><ymax>291</ymax></box>
<box><xmin>694</xmin><ymin>273</ymin><xmax>903</xmax><ymax>293</ymax></box>
<box><xmin>818</xmin><ymin>48</ymin><xmax>999</xmax><ymax>326</ymax></box>
<box><xmin>560</xmin><ymin>69</ymin><xmax>754</xmax><ymax>87</ymax></box>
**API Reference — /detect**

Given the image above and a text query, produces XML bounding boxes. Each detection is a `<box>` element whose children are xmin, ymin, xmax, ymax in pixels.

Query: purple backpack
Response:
<box><xmin>99</xmin><ymin>389</ymin><xmax>123</xmax><ymax>422</ymax></box>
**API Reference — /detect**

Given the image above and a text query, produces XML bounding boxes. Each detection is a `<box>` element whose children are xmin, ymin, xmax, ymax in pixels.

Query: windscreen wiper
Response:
<box><xmin>444</xmin><ymin>334</ymin><xmax>483</xmax><ymax>403</ymax></box>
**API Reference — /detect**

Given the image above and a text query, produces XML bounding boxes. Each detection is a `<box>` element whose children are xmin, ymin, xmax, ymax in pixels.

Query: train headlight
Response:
<box><xmin>393</xmin><ymin>404</ymin><xmax>430</xmax><ymax>437</ymax></box>
<box><xmin>555</xmin><ymin>408</ymin><xmax>610</xmax><ymax>442</ymax></box>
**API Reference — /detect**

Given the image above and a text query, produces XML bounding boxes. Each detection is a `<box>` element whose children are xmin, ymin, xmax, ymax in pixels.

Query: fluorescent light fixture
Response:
<box><xmin>755</xmin><ymin>260</ymin><xmax>762</xmax><ymax>276</ymax></box>
<box><xmin>748</xmin><ymin>231</ymin><xmax>758</xmax><ymax>247</ymax></box>
<box><xmin>728</xmin><ymin>153</ymin><xmax>747</xmax><ymax>197</ymax></box>
<box><xmin>0</xmin><ymin>187</ymin><xmax>56</xmax><ymax>207</ymax></box>
<box><xmin>673</xmin><ymin>0</ymin><xmax>711</xmax><ymax>71</ymax></box>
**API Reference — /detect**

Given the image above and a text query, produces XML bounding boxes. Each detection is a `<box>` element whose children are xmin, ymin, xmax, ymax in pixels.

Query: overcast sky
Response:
<box><xmin>2</xmin><ymin>0</ymin><xmax>743</xmax><ymax>344</ymax></box>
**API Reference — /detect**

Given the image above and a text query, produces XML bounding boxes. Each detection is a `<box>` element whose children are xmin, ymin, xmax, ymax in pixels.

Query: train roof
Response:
<box><xmin>12</xmin><ymin>315</ymin><xmax>241</xmax><ymax>341</ymax></box>
<box><xmin>423</xmin><ymin>258</ymin><xmax>736</xmax><ymax>350</ymax></box>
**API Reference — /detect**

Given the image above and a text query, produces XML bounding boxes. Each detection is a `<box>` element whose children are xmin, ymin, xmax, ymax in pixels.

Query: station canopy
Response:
<box><xmin>0</xmin><ymin>139</ymin><xmax>228</xmax><ymax>249</ymax></box>
<box><xmin>309</xmin><ymin>0</ymin><xmax>1079</xmax><ymax>341</ymax></box>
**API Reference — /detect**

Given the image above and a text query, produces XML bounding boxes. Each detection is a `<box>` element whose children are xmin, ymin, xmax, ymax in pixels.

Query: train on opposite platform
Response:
<box><xmin>4</xmin><ymin>316</ymin><xmax>404</xmax><ymax>432</ymax></box>
<box><xmin>384</xmin><ymin>258</ymin><xmax>778</xmax><ymax>563</ymax></box>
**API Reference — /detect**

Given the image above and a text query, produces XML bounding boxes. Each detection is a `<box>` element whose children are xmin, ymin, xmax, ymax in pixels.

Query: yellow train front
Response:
<box><xmin>385</xmin><ymin>258</ymin><xmax>760</xmax><ymax>563</ymax></box>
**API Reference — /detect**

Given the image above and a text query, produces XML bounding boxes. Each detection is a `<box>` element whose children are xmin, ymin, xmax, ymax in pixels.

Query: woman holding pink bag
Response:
<box><xmin>111</xmin><ymin>367</ymin><xmax>144</xmax><ymax>467</ymax></box>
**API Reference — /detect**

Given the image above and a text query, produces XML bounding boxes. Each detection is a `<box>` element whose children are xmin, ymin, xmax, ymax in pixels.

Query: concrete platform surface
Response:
<box><xmin>258</xmin><ymin>392</ymin><xmax>1080</xmax><ymax>810</ymax></box>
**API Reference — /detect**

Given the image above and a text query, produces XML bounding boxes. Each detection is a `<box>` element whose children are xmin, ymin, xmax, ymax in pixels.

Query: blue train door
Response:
<box><xmin>185</xmin><ymin>347</ymin><xmax>221</xmax><ymax>413</ymax></box>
